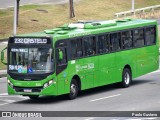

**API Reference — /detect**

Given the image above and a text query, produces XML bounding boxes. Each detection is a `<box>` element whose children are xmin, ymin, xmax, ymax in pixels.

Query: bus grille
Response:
<box><xmin>13</xmin><ymin>86</ymin><xmax>42</xmax><ymax>93</ymax></box>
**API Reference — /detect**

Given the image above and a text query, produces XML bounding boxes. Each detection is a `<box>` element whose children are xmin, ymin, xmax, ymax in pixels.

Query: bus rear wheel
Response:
<box><xmin>69</xmin><ymin>79</ymin><xmax>78</xmax><ymax>100</ymax></box>
<box><xmin>121</xmin><ymin>68</ymin><xmax>132</xmax><ymax>88</ymax></box>
<box><xmin>29</xmin><ymin>95</ymin><xmax>39</xmax><ymax>100</ymax></box>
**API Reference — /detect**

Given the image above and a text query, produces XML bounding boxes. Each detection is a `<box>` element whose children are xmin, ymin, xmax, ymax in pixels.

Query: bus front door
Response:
<box><xmin>56</xmin><ymin>47</ymin><xmax>68</xmax><ymax>95</ymax></box>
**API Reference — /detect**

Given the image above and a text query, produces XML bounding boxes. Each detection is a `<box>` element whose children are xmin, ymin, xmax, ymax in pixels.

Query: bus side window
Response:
<box><xmin>133</xmin><ymin>29</ymin><xmax>144</xmax><ymax>47</ymax></box>
<box><xmin>122</xmin><ymin>31</ymin><xmax>133</xmax><ymax>49</ymax></box>
<box><xmin>97</xmin><ymin>34</ymin><xmax>109</xmax><ymax>54</ymax></box>
<box><xmin>71</xmin><ymin>39</ymin><xmax>83</xmax><ymax>59</ymax></box>
<box><xmin>71</xmin><ymin>40</ymin><xmax>77</xmax><ymax>58</ymax></box>
<box><xmin>56</xmin><ymin>48</ymin><xmax>67</xmax><ymax>65</ymax></box>
<box><xmin>83</xmin><ymin>36</ymin><xmax>96</xmax><ymax>56</ymax></box>
<box><xmin>110</xmin><ymin>33</ymin><xmax>121</xmax><ymax>51</ymax></box>
<box><xmin>145</xmin><ymin>26</ymin><xmax>156</xmax><ymax>45</ymax></box>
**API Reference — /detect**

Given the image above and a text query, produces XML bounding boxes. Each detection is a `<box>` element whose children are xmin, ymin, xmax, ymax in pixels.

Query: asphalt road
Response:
<box><xmin>0</xmin><ymin>70</ymin><xmax>160</xmax><ymax>120</ymax></box>
<box><xmin>0</xmin><ymin>0</ymin><xmax>70</xmax><ymax>9</ymax></box>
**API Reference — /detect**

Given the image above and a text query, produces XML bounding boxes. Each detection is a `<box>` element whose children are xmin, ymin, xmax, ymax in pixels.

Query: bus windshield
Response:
<box><xmin>8</xmin><ymin>47</ymin><xmax>54</xmax><ymax>74</ymax></box>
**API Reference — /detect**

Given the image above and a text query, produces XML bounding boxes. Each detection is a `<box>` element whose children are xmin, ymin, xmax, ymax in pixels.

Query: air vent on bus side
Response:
<box><xmin>116</xmin><ymin>18</ymin><xmax>132</xmax><ymax>22</ymax></box>
<box><xmin>84</xmin><ymin>21</ymin><xmax>117</xmax><ymax>29</ymax></box>
<box><xmin>56</xmin><ymin>31</ymin><xmax>68</xmax><ymax>34</ymax></box>
<box><xmin>44</xmin><ymin>26</ymin><xmax>76</xmax><ymax>34</ymax></box>
<box><xmin>44</xmin><ymin>30</ymin><xmax>56</xmax><ymax>34</ymax></box>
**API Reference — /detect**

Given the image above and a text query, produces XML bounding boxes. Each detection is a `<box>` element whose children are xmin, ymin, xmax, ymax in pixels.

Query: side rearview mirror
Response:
<box><xmin>1</xmin><ymin>47</ymin><xmax>7</xmax><ymax>65</ymax></box>
<box><xmin>59</xmin><ymin>49</ymin><xmax>63</xmax><ymax>60</ymax></box>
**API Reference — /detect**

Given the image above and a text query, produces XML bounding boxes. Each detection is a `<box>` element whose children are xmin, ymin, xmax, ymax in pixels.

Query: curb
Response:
<box><xmin>0</xmin><ymin>39</ymin><xmax>8</xmax><ymax>42</ymax></box>
<box><xmin>0</xmin><ymin>70</ymin><xmax>7</xmax><ymax>78</ymax></box>
<box><xmin>0</xmin><ymin>74</ymin><xmax>7</xmax><ymax>78</ymax></box>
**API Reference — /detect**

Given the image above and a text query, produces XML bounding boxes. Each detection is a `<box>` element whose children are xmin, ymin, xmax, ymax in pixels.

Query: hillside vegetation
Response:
<box><xmin>0</xmin><ymin>0</ymin><xmax>159</xmax><ymax>39</ymax></box>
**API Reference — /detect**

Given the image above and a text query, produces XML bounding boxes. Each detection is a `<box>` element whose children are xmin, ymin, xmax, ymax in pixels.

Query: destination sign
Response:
<box><xmin>14</xmin><ymin>38</ymin><xmax>48</xmax><ymax>44</ymax></box>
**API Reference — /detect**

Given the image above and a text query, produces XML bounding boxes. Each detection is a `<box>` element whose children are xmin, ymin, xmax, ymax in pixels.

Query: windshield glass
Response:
<box><xmin>8</xmin><ymin>47</ymin><xmax>54</xmax><ymax>74</ymax></box>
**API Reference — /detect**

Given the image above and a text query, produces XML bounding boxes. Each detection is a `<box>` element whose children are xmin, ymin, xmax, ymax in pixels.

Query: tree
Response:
<box><xmin>69</xmin><ymin>0</ymin><xmax>75</xmax><ymax>18</ymax></box>
<box><xmin>17</xmin><ymin>0</ymin><xmax>20</xmax><ymax>26</ymax></box>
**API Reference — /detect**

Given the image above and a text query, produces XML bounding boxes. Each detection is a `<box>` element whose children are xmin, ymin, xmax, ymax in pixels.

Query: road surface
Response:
<box><xmin>0</xmin><ymin>0</ymin><xmax>71</xmax><ymax>9</ymax></box>
<box><xmin>0</xmin><ymin>70</ymin><xmax>160</xmax><ymax>120</ymax></box>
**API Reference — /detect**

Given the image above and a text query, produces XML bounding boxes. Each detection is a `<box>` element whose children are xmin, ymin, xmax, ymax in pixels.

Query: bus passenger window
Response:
<box><xmin>133</xmin><ymin>29</ymin><xmax>144</xmax><ymax>47</ymax></box>
<box><xmin>71</xmin><ymin>39</ymin><xmax>83</xmax><ymax>59</ymax></box>
<box><xmin>71</xmin><ymin>40</ymin><xmax>77</xmax><ymax>58</ymax></box>
<box><xmin>145</xmin><ymin>26</ymin><xmax>156</xmax><ymax>45</ymax></box>
<box><xmin>122</xmin><ymin>31</ymin><xmax>133</xmax><ymax>49</ymax></box>
<box><xmin>76</xmin><ymin>39</ymin><xmax>83</xmax><ymax>57</ymax></box>
<box><xmin>110</xmin><ymin>33</ymin><xmax>121</xmax><ymax>51</ymax></box>
<box><xmin>84</xmin><ymin>36</ymin><xmax>96</xmax><ymax>56</ymax></box>
<box><xmin>97</xmin><ymin>34</ymin><xmax>109</xmax><ymax>54</ymax></box>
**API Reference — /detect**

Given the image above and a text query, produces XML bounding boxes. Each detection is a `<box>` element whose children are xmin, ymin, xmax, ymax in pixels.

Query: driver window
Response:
<box><xmin>56</xmin><ymin>48</ymin><xmax>67</xmax><ymax>65</ymax></box>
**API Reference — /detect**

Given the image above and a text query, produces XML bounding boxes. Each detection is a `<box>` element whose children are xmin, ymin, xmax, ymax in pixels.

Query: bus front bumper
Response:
<box><xmin>7</xmin><ymin>78</ymin><xmax>58</xmax><ymax>96</ymax></box>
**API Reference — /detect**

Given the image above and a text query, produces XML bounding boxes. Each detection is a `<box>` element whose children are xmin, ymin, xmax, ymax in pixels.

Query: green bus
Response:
<box><xmin>1</xmin><ymin>18</ymin><xmax>159</xmax><ymax>99</ymax></box>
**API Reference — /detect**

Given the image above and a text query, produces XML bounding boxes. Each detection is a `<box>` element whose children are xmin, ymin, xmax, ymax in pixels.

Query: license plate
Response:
<box><xmin>24</xmin><ymin>89</ymin><xmax>32</xmax><ymax>93</ymax></box>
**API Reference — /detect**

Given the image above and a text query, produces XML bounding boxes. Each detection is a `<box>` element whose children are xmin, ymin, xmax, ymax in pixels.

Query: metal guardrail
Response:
<box><xmin>115</xmin><ymin>5</ymin><xmax>160</xmax><ymax>18</ymax></box>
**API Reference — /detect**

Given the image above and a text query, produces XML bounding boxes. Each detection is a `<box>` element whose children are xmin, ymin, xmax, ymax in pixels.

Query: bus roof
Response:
<box><xmin>16</xmin><ymin>19</ymin><xmax>157</xmax><ymax>41</ymax></box>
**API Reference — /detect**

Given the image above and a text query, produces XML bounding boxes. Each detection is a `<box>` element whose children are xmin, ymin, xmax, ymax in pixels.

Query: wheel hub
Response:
<box><xmin>71</xmin><ymin>84</ymin><xmax>76</xmax><ymax>96</ymax></box>
<box><xmin>124</xmin><ymin>72</ymin><xmax>130</xmax><ymax>85</ymax></box>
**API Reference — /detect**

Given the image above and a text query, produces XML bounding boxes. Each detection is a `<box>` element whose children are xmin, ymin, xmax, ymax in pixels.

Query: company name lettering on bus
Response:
<box><xmin>14</xmin><ymin>38</ymin><xmax>47</xmax><ymax>44</ymax></box>
<box><xmin>76</xmin><ymin>63</ymin><xmax>94</xmax><ymax>72</ymax></box>
<box><xmin>69</xmin><ymin>32</ymin><xmax>91</xmax><ymax>37</ymax></box>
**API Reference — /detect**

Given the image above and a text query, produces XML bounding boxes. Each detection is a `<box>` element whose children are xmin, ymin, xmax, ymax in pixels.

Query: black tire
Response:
<box><xmin>29</xmin><ymin>95</ymin><xmax>39</xmax><ymax>100</ymax></box>
<box><xmin>68</xmin><ymin>79</ymin><xmax>78</xmax><ymax>100</ymax></box>
<box><xmin>121</xmin><ymin>68</ymin><xmax>132</xmax><ymax>88</ymax></box>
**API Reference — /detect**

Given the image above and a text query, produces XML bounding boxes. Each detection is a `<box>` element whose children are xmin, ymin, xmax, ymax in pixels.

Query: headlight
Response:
<box><xmin>8</xmin><ymin>80</ymin><xmax>11</xmax><ymax>84</ymax></box>
<box><xmin>49</xmin><ymin>80</ymin><xmax>53</xmax><ymax>85</ymax></box>
<box><xmin>43</xmin><ymin>83</ymin><xmax>49</xmax><ymax>88</ymax></box>
<box><xmin>8</xmin><ymin>80</ymin><xmax>13</xmax><ymax>88</ymax></box>
<box><xmin>43</xmin><ymin>80</ymin><xmax>54</xmax><ymax>89</ymax></box>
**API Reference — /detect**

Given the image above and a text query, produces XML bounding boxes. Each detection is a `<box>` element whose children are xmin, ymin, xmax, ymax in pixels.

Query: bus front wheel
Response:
<box><xmin>69</xmin><ymin>79</ymin><xmax>78</xmax><ymax>100</ymax></box>
<box><xmin>121</xmin><ymin>68</ymin><xmax>132</xmax><ymax>88</ymax></box>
